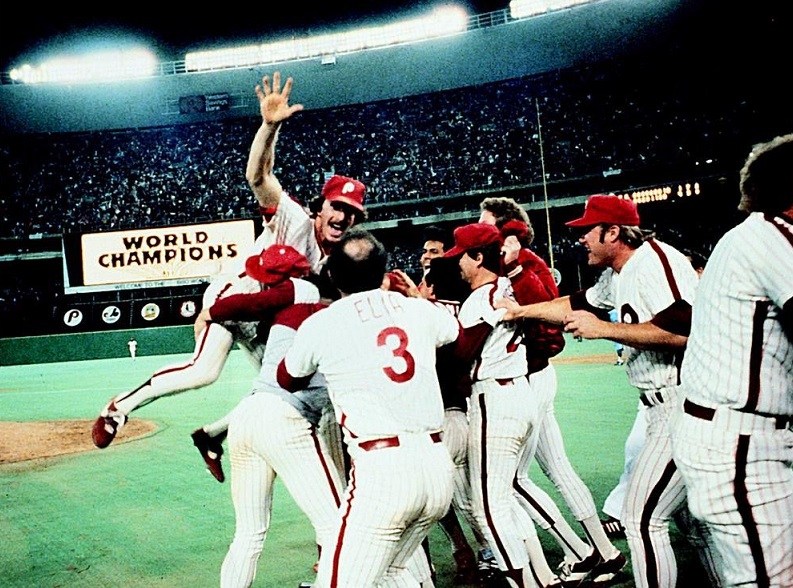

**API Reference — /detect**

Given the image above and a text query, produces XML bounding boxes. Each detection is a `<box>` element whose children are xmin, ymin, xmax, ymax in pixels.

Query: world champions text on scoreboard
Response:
<box><xmin>62</xmin><ymin>219</ymin><xmax>255</xmax><ymax>293</ymax></box>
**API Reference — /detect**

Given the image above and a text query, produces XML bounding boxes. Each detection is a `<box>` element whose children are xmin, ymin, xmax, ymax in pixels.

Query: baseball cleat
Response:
<box><xmin>91</xmin><ymin>401</ymin><xmax>127</xmax><ymax>448</ymax></box>
<box><xmin>601</xmin><ymin>516</ymin><xmax>626</xmax><ymax>540</ymax></box>
<box><xmin>477</xmin><ymin>548</ymin><xmax>503</xmax><ymax>585</ymax></box>
<box><xmin>557</xmin><ymin>548</ymin><xmax>601</xmax><ymax>585</ymax></box>
<box><xmin>590</xmin><ymin>552</ymin><xmax>627</xmax><ymax>585</ymax></box>
<box><xmin>191</xmin><ymin>428</ymin><xmax>225</xmax><ymax>483</ymax></box>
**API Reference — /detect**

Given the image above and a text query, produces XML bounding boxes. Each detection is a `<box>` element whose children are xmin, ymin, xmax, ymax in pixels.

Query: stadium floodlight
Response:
<box><xmin>509</xmin><ymin>0</ymin><xmax>593</xmax><ymax>20</ymax></box>
<box><xmin>185</xmin><ymin>4</ymin><xmax>470</xmax><ymax>73</ymax></box>
<box><xmin>8</xmin><ymin>48</ymin><xmax>158</xmax><ymax>85</ymax></box>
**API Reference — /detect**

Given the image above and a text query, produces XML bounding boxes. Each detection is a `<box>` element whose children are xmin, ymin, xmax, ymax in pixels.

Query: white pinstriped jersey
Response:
<box><xmin>200</xmin><ymin>193</ymin><xmax>322</xmax><ymax>344</ymax></box>
<box><xmin>585</xmin><ymin>239</ymin><xmax>699</xmax><ymax>391</ymax></box>
<box><xmin>457</xmin><ymin>276</ymin><xmax>525</xmax><ymax>382</ymax></box>
<box><xmin>250</xmin><ymin>192</ymin><xmax>324</xmax><ymax>274</ymax></box>
<box><xmin>680</xmin><ymin>212</ymin><xmax>793</xmax><ymax>416</ymax></box>
<box><xmin>283</xmin><ymin>288</ymin><xmax>460</xmax><ymax>440</ymax></box>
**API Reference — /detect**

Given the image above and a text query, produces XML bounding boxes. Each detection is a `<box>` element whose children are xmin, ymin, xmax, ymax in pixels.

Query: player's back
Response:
<box><xmin>292</xmin><ymin>288</ymin><xmax>459</xmax><ymax>438</ymax></box>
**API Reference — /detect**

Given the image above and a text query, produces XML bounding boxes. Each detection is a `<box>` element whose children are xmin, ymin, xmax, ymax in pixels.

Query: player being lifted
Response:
<box><xmin>90</xmin><ymin>72</ymin><xmax>366</xmax><ymax>486</ymax></box>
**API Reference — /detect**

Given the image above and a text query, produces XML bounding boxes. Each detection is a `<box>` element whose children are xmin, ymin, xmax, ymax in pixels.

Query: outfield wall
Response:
<box><xmin>0</xmin><ymin>325</ymin><xmax>200</xmax><ymax>366</ymax></box>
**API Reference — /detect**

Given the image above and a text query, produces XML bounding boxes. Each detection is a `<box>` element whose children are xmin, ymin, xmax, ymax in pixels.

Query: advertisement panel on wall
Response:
<box><xmin>62</xmin><ymin>219</ymin><xmax>256</xmax><ymax>294</ymax></box>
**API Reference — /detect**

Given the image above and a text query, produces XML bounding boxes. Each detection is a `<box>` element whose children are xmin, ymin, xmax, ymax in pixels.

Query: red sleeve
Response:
<box><xmin>569</xmin><ymin>289</ymin><xmax>611</xmax><ymax>321</ymax></box>
<box><xmin>210</xmin><ymin>280</ymin><xmax>296</xmax><ymax>322</ymax></box>
<box><xmin>276</xmin><ymin>359</ymin><xmax>313</xmax><ymax>392</ymax></box>
<box><xmin>436</xmin><ymin>343</ymin><xmax>472</xmax><ymax>409</ymax></box>
<box><xmin>649</xmin><ymin>299</ymin><xmax>692</xmax><ymax>336</ymax></box>
<box><xmin>452</xmin><ymin>322</ymin><xmax>493</xmax><ymax>364</ymax></box>
<box><xmin>508</xmin><ymin>249</ymin><xmax>558</xmax><ymax>304</ymax></box>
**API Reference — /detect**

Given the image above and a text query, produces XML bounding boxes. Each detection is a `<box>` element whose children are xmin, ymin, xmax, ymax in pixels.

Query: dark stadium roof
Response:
<box><xmin>0</xmin><ymin>1</ymin><xmax>507</xmax><ymax>71</ymax></box>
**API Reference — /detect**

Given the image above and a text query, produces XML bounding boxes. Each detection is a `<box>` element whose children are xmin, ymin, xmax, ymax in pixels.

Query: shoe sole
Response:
<box><xmin>590</xmin><ymin>554</ymin><xmax>628</xmax><ymax>585</ymax></box>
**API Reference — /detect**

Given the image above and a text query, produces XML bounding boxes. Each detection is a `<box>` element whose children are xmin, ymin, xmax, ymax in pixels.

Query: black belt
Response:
<box><xmin>359</xmin><ymin>431</ymin><xmax>443</xmax><ymax>451</ymax></box>
<box><xmin>496</xmin><ymin>378</ymin><xmax>515</xmax><ymax>386</ymax></box>
<box><xmin>684</xmin><ymin>399</ymin><xmax>792</xmax><ymax>430</ymax></box>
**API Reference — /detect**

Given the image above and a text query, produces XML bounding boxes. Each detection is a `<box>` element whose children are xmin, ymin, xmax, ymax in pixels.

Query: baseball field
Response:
<box><xmin>0</xmin><ymin>335</ymin><xmax>711</xmax><ymax>587</ymax></box>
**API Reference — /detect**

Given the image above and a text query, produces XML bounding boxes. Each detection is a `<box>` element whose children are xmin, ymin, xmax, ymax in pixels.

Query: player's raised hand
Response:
<box><xmin>385</xmin><ymin>269</ymin><xmax>421</xmax><ymax>297</ymax></box>
<box><xmin>254</xmin><ymin>71</ymin><xmax>304</xmax><ymax>125</ymax></box>
<box><xmin>501</xmin><ymin>235</ymin><xmax>522</xmax><ymax>266</ymax></box>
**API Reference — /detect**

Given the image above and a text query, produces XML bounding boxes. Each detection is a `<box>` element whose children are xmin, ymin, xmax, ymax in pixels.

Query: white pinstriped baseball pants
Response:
<box><xmin>314</xmin><ymin>432</ymin><xmax>454</xmax><ymax>587</ymax></box>
<box><xmin>671</xmin><ymin>402</ymin><xmax>793</xmax><ymax>587</ymax></box>
<box><xmin>467</xmin><ymin>376</ymin><xmax>541</xmax><ymax>575</ymax></box>
<box><xmin>220</xmin><ymin>393</ymin><xmax>346</xmax><ymax>588</ymax></box>
<box><xmin>621</xmin><ymin>389</ymin><xmax>688</xmax><ymax>588</ymax></box>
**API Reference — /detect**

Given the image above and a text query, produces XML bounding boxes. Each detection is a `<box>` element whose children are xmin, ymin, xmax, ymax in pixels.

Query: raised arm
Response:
<box><xmin>245</xmin><ymin>72</ymin><xmax>304</xmax><ymax>210</ymax></box>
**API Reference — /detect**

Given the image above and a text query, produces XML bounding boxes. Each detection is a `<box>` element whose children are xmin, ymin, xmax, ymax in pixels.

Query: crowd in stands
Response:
<box><xmin>0</xmin><ymin>54</ymin><xmax>787</xmax><ymax>337</ymax></box>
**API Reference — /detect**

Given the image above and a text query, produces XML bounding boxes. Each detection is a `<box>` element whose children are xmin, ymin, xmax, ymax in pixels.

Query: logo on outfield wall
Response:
<box><xmin>141</xmin><ymin>303</ymin><xmax>161</xmax><ymax>321</ymax></box>
<box><xmin>63</xmin><ymin>309</ymin><xmax>84</xmax><ymax>327</ymax></box>
<box><xmin>551</xmin><ymin>268</ymin><xmax>562</xmax><ymax>286</ymax></box>
<box><xmin>180</xmin><ymin>300</ymin><xmax>197</xmax><ymax>318</ymax></box>
<box><xmin>101</xmin><ymin>305</ymin><xmax>121</xmax><ymax>324</ymax></box>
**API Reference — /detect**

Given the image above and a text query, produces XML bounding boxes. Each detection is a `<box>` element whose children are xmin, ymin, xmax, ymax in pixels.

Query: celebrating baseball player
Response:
<box><xmin>276</xmin><ymin>228</ymin><xmax>458</xmax><ymax>587</ymax></box>
<box><xmin>190</xmin><ymin>246</ymin><xmax>347</xmax><ymax>588</ymax></box>
<box><xmin>671</xmin><ymin>134</ymin><xmax>793</xmax><ymax>587</ymax></box>
<box><xmin>388</xmin><ymin>228</ymin><xmax>495</xmax><ymax>584</ymax></box>
<box><xmin>496</xmin><ymin>194</ymin><xmax>712</xmax><ymax>588</ymax></box>
<box><xmin>478</xmin><ymin>196</ymin><xmax>626</xmax><ymax>584</ymax></box>
<box><xmin>441</xmin><ymin>221</ymin><xmax>570</xmax><ymax>588</ymax></box>
<box><xmin>91</xmin><ymin>72</ymin><xmax>367</xmax><ymax>487</ymax></box>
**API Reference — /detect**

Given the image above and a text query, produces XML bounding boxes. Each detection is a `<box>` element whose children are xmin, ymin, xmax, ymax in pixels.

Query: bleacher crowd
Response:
<box><xmin>0</xmin><ymin>55</ymin><xmax>785</xmax><ymax>336</ymax></box>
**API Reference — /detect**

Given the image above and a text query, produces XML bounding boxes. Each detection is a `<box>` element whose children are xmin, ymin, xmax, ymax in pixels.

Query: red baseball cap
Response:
<box><xmin>444</xmin><ymin>223</ymin><xmax>503</xmax><ymax>258</ymax></box>
<box><xmin>322</xmin><ymin>175</ymin><xmax>366</xmax><ymax>212</ymax></box>
<box><xmin>565</xmin><ymin>194</ymin><xmax>640</xmax><ymax>228</ymax></box>
<box><xmin>245</xmin><ymin>245</ymin><xmax>311</xmax><ymax>286</ymax></box>
<box><xmin>500</xmin><ymin>219</ymin><xmax>530</xmax><ymax>239</ymax></box>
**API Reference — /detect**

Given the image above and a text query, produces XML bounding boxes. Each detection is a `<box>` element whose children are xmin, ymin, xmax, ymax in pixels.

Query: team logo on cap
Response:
<box><xmin>341</xmin><ymin>181</ymin><xmax>356</xmax><ymax>194</ymax></box>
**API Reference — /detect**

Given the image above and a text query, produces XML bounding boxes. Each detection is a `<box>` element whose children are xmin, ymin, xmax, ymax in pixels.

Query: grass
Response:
<box><xmin>0</xmin><ymin>336</ymin><xmax>709</xmax><ymax>587</ymax></box>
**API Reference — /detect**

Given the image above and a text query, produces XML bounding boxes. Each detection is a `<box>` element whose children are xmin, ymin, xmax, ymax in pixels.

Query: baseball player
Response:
<box><xmin>671</xmin><ymin>133</ymin><xmax>793</xmax><ymax>587</ymax></box>
<box><xmin>496</xmin><ymin>194</ymin><xmax>706</xmax><ymax>588</ymax></box>
<box><xmin>479</xmin><ymin>197</ymin><xmax>626</xmax><ymax>584</ymax></box>
<box><xmin>187</xmin><ymin>245</ymin><xmax>345</xmax><ymax>588</ymax></box>
<box><xmin>91</xmin><ymin>72</ymin><xmax>366</xmax><ymax>478</ymax></box>
<box><xmin>441</xmin><ymin>221</ymin><xmax>569</xmax><ymax>588</ymax></box>
<box><xmin>127</xmin><ymin>338</ymin><xmax>138</xmax><ymax>360</ymax></box>
<box><xmin>389</xmin><ymin>229</ymin><xmax>493</xmax><ymax>584</ymax></box>
<box><xmin>276</xmin><ymin>228</ymin><xmax>458</xmax><ymax>588</ymax></box>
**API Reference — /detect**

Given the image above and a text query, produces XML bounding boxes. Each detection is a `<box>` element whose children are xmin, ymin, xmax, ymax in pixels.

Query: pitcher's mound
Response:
<box><xmin>0</xmin><ymin>419</ymin><xmax>158</xmax><ymax>464</ymax></box>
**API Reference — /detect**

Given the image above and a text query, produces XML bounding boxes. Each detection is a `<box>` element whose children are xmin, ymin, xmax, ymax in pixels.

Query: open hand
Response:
<box><xmin>255</xmin><ymin>71</ymin><xmax>304</xmax><ymax>125</ymax></box>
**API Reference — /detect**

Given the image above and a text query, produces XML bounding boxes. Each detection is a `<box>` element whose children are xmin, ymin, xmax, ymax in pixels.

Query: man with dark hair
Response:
<box><xmin>671</xmin><ymin>133</ymin><xmax>793</xmax><ymax>587</ymax></box>
<box><xmin>444</xmin><ymin>222</ymin><xmax>568</xmax><ymax>588</ymax></box>
<box><xmin>479</xmin><ymin>196</ymin><xmax>626</xmax><ymax>583</ymax></box>
<box><xmin>420</xmin><ymin>224</ymin><xmax>452</xmax><ymax>267</ymax></box>
<box><xmin>276</xmin><ymin>227</ymin><xmax>461</xmax><ymax>587</ymax></box>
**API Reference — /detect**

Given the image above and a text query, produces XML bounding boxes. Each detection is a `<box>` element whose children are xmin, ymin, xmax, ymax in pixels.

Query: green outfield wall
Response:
<box><xmin>0</xmin><ymin>326</ymin><xmax>200</xmax><ymax>366</ymax></box>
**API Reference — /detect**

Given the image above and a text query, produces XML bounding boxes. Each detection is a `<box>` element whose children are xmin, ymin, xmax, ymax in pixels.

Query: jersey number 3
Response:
<box><xmin>377</xmin><ymin>326</ymin><xmax>416</xmax><ymax>383</ymax></box>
